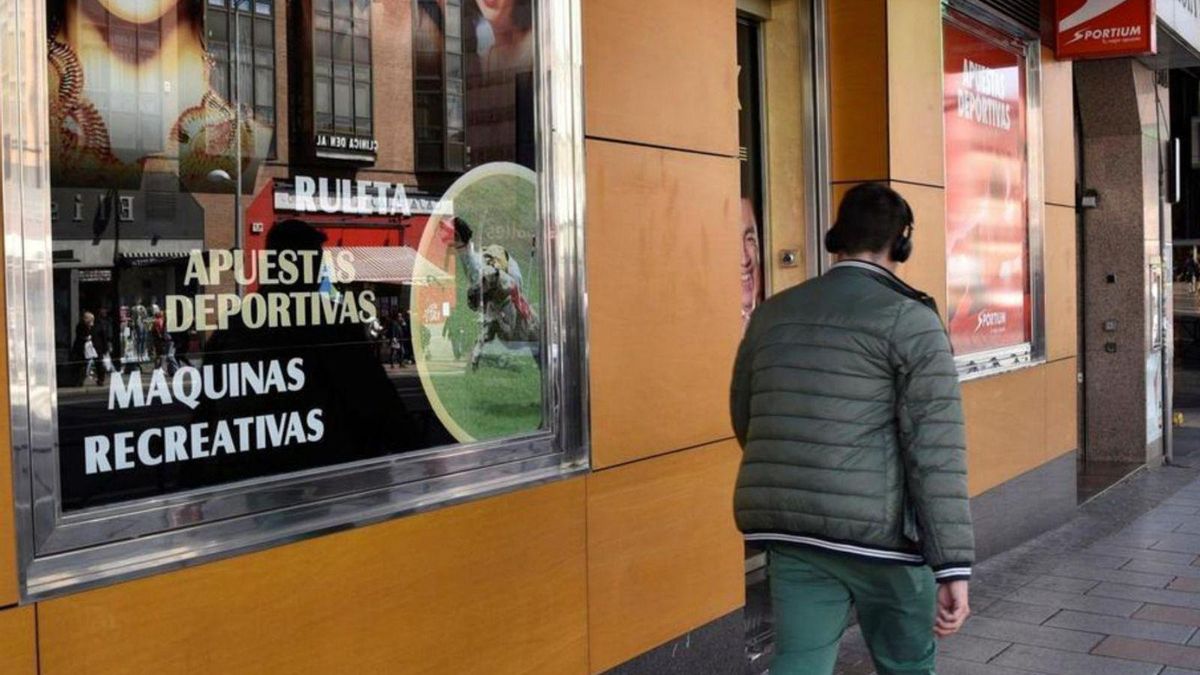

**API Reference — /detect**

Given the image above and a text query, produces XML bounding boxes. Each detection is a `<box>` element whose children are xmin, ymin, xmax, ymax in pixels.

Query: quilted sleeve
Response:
<box><xmin>892</xmin><ymin>301</ymin><xmax>974</xmax><ymax>582</ymax></box>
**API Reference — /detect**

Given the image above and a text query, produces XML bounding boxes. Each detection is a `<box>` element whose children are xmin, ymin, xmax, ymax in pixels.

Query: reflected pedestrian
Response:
<box><xmin>71</xmin><ymin>311</ymin><xmax>98</xmax><ymax>386</ymax></box>
<box><xmin>93</xmin><ymin>307</ymin><xmax>113</xmax><ymax>386</ymax></box>
<box><xmin>730</xmin><ymin>183</ymin><xmax>974</xmax><ymax>674</ymax></box>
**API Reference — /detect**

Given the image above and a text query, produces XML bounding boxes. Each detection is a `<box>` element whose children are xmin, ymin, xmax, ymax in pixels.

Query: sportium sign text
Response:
<box><xmin>1055</xmin><ymin>0</ymin><xmax>1155</xmax><ymax>59</ymax></box>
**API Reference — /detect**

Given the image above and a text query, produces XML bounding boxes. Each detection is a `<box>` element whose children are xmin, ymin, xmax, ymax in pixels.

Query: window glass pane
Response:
<box><xmin>255</xmin><ymin>68</ymin><xmax>274</xmax><ymax>108</ymax></box>
<box><xmin>354</xmin><ymin>82</ymin><xmax>370</xmax><ymax>118</ymax></box>
<box><xmin>334</xmin><ymin>32</ymin><xmax>352</xmax><ymax>61</ymax></box>
<box><xmin>315</xmin><ymin>30</ymin><xmax>332</xmax><ymax>58</ymax></box>
<box><xmin>208</xmin><ymin>15</ymin><xmax>228</xmax><ymax>43</ymax></box>
<box><xmin>254</xmin><ymin>19</ymin><xmax>272</xmax><ymax>47</ymax></box>
<box><xmin>42</xmin><ymin>0</ymin><xmax>545</xmax><ymax>513</ymax></box>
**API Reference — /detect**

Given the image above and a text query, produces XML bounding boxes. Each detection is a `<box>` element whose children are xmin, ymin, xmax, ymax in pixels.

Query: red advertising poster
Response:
<box><xmin>1055</xmin><ymin>0</ymin><xmax>1155</xmax><ymax>59</ymax></box>
<box><xmin>944</xmin><ymin>19</ymin><xmax>1031</xmax><ymax>357</ymax></box>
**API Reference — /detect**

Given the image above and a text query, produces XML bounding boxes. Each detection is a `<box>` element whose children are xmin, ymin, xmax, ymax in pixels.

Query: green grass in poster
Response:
<box><xmin>423</xmin><ymin>170</ymin><xmax>544</xmax><ymax>441</ymax></box>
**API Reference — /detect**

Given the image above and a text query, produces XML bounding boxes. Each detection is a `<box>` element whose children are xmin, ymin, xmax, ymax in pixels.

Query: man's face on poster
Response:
<box><xmin>741</xmin><ymin>199</ymin><xmax>762</xmax><ymax>320</ymax></box>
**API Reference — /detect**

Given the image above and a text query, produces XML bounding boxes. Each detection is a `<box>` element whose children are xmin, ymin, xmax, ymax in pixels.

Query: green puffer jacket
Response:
<box><xmin>730</xmin><ymin>260</ymin><xmax>974</xmax><ymax>582</ymax></box>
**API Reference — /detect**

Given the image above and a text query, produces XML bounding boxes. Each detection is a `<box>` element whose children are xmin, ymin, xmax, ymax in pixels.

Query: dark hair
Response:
<box><xmin>824</xmin><ymin>183</ymin><xmax>913</xmax><ymax>256</ymax></box>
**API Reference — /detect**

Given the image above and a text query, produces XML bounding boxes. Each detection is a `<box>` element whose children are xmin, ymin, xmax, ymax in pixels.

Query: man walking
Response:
<box><xmin>731</xmin><ymin>183</ymin><xmax>973</xmax><ymax>674</ymax></box>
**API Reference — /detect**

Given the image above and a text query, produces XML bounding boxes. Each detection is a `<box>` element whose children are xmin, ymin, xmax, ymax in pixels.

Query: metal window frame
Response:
<box><xmin>807</xmin><ymin>0</ymin><xmax>834</xmax><ymax>278</ymax></box>
<box><xmin>942</xmin><ymin>5</ymin><xmax>1047</xmax><ymax>382</ymax></box>
<box><xmin>0</xmin><ymin>0</ymin><xmax>588</xmax><ymax>600</ymax></box>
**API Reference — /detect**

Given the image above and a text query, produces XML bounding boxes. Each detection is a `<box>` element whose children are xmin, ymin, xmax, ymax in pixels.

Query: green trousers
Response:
<box><xmin>768</xmin><ymin>543</ymin><xmax>937</xmax><ymax>675</ymax></box>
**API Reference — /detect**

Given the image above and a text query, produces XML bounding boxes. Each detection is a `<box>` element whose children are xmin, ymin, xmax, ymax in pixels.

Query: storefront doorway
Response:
<box><xmin>735</xmin><ymin>0</ymin><xmax>826</xmax><ymax>671</ymax></box>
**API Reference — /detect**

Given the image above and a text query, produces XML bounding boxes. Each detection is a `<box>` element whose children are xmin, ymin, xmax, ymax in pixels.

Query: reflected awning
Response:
<box><xmin>119</xmin><ymin>250</ymin><xmax>192</xmax><ymax>267</ymax></box>
<box><xmin>327</xmin><ymin>246</ymin><xmax>452</xmax><ymax>286</ymax></box>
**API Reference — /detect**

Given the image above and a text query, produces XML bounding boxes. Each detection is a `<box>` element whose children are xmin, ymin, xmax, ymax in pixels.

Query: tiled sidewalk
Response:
<box><xmin>833</xmin><ymin>454</ymin><xmax>1200</xmax><ymax>674</ymax></box>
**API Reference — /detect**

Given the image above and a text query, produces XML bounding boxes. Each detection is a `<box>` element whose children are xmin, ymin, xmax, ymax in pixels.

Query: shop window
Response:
<box><xmin>942</xmin><ymin>5</ymin><xmax>1046</xmax><ymax>379</ymax></box>
<box><xmin>4</xmin><ymin>0</ymin><xmax>585</xmax><ymax>598</ymax></box>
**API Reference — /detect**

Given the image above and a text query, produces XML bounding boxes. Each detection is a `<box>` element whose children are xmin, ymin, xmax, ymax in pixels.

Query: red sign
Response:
<box><xmin>1055</xmin><ymin>0</ymin><xmax>1155</xmax><ymax>59</ymax></box>
<box><xmin>944</xmin><ymin>18</ymin><xmax>1032</xmax><ymax>357</ymax></box>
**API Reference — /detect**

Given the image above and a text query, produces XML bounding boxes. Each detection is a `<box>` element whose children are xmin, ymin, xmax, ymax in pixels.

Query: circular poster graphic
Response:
<box><xmin>410</xmin><ymin>163</ymin><xmax>543</xmax><ymax>444</ymax></box>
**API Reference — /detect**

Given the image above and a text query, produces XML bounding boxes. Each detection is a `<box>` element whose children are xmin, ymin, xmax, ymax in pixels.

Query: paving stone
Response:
<box><xmin>1128</xmin><ymin>514</ymin><xmax>1195</xmax><ymax>530</ymax></box>
<box><xmin>1087</xmin><ymin>545</ymin><xmax>1197</xmax><ymax>566</ymax></box>
<box><xmin>1124</xmin><ymin>559</ymin><xmax>1200</xmax><ymax>579</ymax></box>
<box><xmin>990</xmin><ymin>643</ymin><xmax>1161</xmax><ymax>675</ymax></box>
<box><xmin>936</xmin><ymin>633</ymin><xmax>1011</xmax><ymax>663</ymax></box>
<box><xmin>1098</xmin><ymin>532</ymin><xmax>1163</xmax><ymax>549</ymax></box>
<box><xmin>1059</xmin><ymin>552</ymin><xmax>1131</xmax><ymax>570</ymax></box>
<box><xmin>1162</xmin><ymin>668</ymin><xmax>1200</xmax><ymax>675</ymax></box>
<box><xmin>1092</xmin><ymin>635</ymin><xmax>1200</xmax><ymax>669</ymax></box>
<box><xmin>1135</xmin><ymin>604</ymin><xmax>1200</xmax><ymax>626</ymax></box>
<box><xmin>1044</xmin><ymin>609</ymin><xmax>1196</xmax><ymax>644</ymax></box>
<box><xmin>1025</xmin><ymin>575</ymin><xmax>1100</xmax><ymax>594</ymax></box>
<box><xmin>1004</xmin><ymin>586</ymin><xmax>1142</xmax><ymax>617</ymax></box>
<box><xmin>1155</xmin><ymin>534</ymin><xmax>1200</xmax><ymax>554</ymax></box>
<box><xmin>935</xmin><ymin>656</ymin><xmax>1041</xmax><ymax>675</ymax></box>
<box><xmin>976</xmin><ymin>600</ymin><xmax>1059</xmax><ymax>625</ymax></box>
<box><xmin>958</xmin><ymin>616</ymin><xmax>1102</xmax><ymax>653</ymax></box>
<box><xmin>1177</xmin><ymin>520</ymin><xmax>1200</xmax><ymax>536</ymax></box>
<box><xmin>1089</xmin><ymin>581</ymin><xmax>1200</xmax><ymax>609</ymax></box>
<box><xmin>1156</xmin><ymin>504</ymin><xmax>1200</xmax><ymax>515</ymax></box>
<box><xmin>1050</xmin><ymin>563</ymin><xmax>1173</xmax><ymax>588</ymax></box>
<box><xmin>1173</xmin><ymin>577</ymin><xmax>1200</xmax><ymax>592</ymax></box>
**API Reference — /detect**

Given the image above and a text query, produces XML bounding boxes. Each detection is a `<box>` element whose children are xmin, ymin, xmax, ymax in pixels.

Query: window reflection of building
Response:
<box><xmin>205</xmin><ymin>0</ymin><xmax>276</xmax><ymax>129</ymax></box>
<box><xmin>413</xmin><ymin>0</ymin><xmax>466</xmax><ymax>172</ymax></box>
<box><xmin>312</xmin><ymin>0</ymin><xmax>373</xmax><ymax>138</ymax></box>
<box><xmin>464</xmin><ymin>0</ymin><xmax>534</xmax><ymax>169</ymax></box>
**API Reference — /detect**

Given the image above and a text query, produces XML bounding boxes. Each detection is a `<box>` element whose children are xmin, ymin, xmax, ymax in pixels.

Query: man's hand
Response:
<box><xmin>934</xmin><ymin>580</ymin><xmax>970</xmax><ymax>638</ymax></box>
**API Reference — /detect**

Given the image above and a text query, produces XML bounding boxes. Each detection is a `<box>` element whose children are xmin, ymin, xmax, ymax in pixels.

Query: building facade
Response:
<box><xmin>0</xmin><ymin>0</ymin><xmax>1186</xmax><ymax>673</ymax></box>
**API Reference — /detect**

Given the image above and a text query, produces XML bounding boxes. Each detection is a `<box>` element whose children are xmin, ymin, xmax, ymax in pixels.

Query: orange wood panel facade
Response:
<box><xmin>583</xmin><ymin>0</ymin><xmax>738</xmax><ymax>155</ymax></box>
<box><xmin>586</xmin><ymin>441</ymin><xmax>743</xmax><ymax>673</ymax></box>
<box><xmin>585</xmin><ymin>139</ymin><xmax>742</xmax><ymax>469</ymax></box>
<box><xmin>39</xmin><ymin>479</ymin><xmax>589</xmax><ymax>675</ymax></box>
<box><xmin>0</xmin><ymin>607</ymin><xmax>35</xmax><ymax>675</ymax></box>
<box><xmin>0</xmin><ymin>1</ymin><xmax>1087</xmax><ymax>673</ymax></box>
<box><xmin>827</xmin><ymin>0</ymin><xmax>889</xmax><ymax>183</ymax></box>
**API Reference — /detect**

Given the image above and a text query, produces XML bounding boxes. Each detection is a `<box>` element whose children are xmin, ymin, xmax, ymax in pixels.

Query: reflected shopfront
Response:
<box><xmin>5</xmin><ymin>0</ymin><xmax>587</xmax><ymax>597</ymax></box>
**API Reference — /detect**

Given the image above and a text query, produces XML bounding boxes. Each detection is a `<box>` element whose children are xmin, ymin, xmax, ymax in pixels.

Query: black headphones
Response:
<box><xmin>889</xmin><ymin>197</ymin><xmax>915</xmax><ymax>263</ymax></box>
<box><xmin>891</xmin><ymin>223</ymin><xmax>914</xmax><ymax>263</ymax></box>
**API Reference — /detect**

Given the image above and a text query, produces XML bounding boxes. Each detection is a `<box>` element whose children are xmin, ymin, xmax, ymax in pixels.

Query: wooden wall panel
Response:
<box><xmin>586</xmin><ymin>441</ymin><xmax>743</xmax><ymax>674</ymax></box>
<box><xmin>1045</xmin><ymin>205</ymin><xmax>1079</xmax><ymax>361</ymax></box>
<box><xmin>583</xmin><ymin>0</ymin><xmax>737</xmax><ymax>155</ymax></box>
<box><xmin>1045</xmin><ymin>357</ymin><xmax>1079</xmax><ymax>455</ymax></box>
<box><xmin>1042</xmin><ymin>47</ymin><xmax>1076</xmax><ymax>208</ymax></box>
<box><xmin>893</xmin><ymin>183</ymin><xmax>948</xmax><ymax>320</ymax></box>
<box><xmin>586</xmin><ymin>140</ymin><xmax>742</xmax><ymax>469</ymax></box>
<box><xmin>38</xmin><ymin>480</ymin><xmax>588</xmax><ymax>675</ymax></box>
<box><xmin>887</xmin><ymin>0</ymin><xmax>945</xmax><ymax>187</ymax></box>
<box><xmin>963</xmin><ymin>366</ymin><xmax>1050</xmax><ymax>496</ymax></box>
<box><xmin>764</xmin><ymin>0</ymin><xmax>811</xmax><ymax>292</ymax></box>
<box><xmin>828</xmin><ymin>0</ymin><xmax>889</xmax><ymax>183</ymax></box>
<box><xmin>0</xmin><ymin>607</ymin><xmax>35</xmax><ymax>675</ymax></box>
